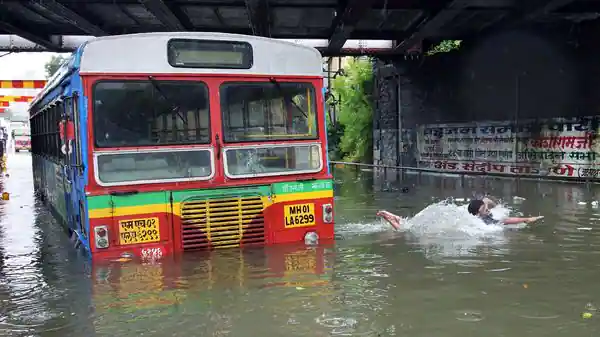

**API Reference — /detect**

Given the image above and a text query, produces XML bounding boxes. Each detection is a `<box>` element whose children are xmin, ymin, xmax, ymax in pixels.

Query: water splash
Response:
<box><xmin>402</xmin><ymin>200</ymin><xmax>508</xmax><ymax>236</ymax></box>
<box><xmin>398</xmin><ymin>200</ymin><xmax>514</xmax><ymax>261</ymax></box>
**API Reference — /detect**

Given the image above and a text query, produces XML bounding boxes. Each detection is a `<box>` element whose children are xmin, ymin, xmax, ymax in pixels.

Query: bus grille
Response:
<box><xmin>180</xmin><ymin>196</ymin><xmax>265</xmax><ymax>250</ymax></box>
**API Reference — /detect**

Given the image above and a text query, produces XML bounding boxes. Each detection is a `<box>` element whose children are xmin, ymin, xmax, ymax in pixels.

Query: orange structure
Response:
<box><xmin>0</xmin><ymin>80</ymin><xmax>46</xmax><ymax>114</ymax></box>
<box><xmin>0</xmin><ymin>80</ymin><xmax>46</xmax><ymax>89</ymax></box>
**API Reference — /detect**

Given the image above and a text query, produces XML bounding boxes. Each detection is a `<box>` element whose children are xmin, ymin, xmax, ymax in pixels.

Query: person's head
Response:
<box><xmin>467</xmin><ymin>199</ymin><xmax>489</xmax><ymax>216</ymax></box>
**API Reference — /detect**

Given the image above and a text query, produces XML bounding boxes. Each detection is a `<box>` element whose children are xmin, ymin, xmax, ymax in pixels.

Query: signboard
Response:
<box><xmin>415</xmin><ymin>117</ymin><xmax>600</xmax><ymax>179</ymax></box>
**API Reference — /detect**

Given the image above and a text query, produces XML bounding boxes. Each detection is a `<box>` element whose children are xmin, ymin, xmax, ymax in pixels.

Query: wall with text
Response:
<box><xmin>373</xmin><ymin>25</ymin><xmax>600</xmax><ymax>172</ymax></box>
<box><xmin>414</xmin><ymin>117</ymin><xmax>599</xmax><ymax>180</ymax></box>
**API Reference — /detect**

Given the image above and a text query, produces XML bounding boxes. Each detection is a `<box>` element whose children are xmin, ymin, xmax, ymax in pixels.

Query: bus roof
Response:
<box><xmin>79</xmin><ymin>32</ymin><xmax>324</xmax><ymax>77</ymax></box>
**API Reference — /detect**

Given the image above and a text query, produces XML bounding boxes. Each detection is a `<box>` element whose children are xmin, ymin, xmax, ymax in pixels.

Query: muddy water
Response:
<box><xmin>1</xmin><ymin>154</ymin><xmax>599</xmax><ymax>336</ymax></box>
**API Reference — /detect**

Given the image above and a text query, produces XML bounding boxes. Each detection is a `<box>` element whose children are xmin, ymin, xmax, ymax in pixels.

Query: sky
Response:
<box><xmin>0</xmin><ymin>52</ymin><xmax>69</xmax><ymax>120</ymax></box>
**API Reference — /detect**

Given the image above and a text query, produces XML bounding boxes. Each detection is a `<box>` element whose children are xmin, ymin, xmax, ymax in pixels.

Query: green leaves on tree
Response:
<box><xmin>426</xmin><ymin>40</ymin><xmax>462</xmax><ymax>56</ymax></box>
<box><xmin>44</xmin><ymin>55</ymin><xmax>68</xmax><ymax>79</ymax></box>
<box><xmin>328</xmin><ymin>58</ymin><xmax>374</xmax><ymax>163</ymax></box>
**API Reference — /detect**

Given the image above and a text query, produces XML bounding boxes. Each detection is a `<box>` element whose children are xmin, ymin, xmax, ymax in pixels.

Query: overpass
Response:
<box><xmin>0</xmin><ymin>0</ymin><xmax>597</xmax><ymax>55</ymax></box>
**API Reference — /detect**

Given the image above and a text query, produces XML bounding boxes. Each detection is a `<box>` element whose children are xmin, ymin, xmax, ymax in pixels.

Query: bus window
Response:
<box><xmin>92</xmin><ymin>80</ymin><xmax>210</xmax><ymax>148</ymax></box>
<box><xmin>223</xmin><ymin>144</ymin><xmax>322</xmax><ymax>177</ymax></box>
<box><xmin>220</xmin><ymin>82</ymin><xmax>318</xmax><ymax>142</ymax></box>
<box><xmin>96</xmin><ymin>149</ymin><xmax>213</xmax><ymax>185</ymax></box>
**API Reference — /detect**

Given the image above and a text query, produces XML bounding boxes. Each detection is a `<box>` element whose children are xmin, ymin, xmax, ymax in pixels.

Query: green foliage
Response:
<box><xmin>329</xmin><ymin>58</ymin><xmax>374</xmax><ymax>163</ymax></box>
<box><xmin>44</xmin><ymin>55</ymin><xmax>68</xmax><ymax>79</ymax></box>
<box><xmin>325</xmin><ymin>108</ymin><xmax>345</xmax><ymax>160</ymax></box>
<box><xmin>426</xmin><ymin>40</ymin><xmax>462</xmax><ymax>56</ymax></box>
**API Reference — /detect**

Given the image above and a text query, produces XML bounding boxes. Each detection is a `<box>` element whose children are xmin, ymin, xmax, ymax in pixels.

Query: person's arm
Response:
<box><xmin>502</xmin><ymin>216</ymin><xmax>544</xmax><ymax>225</ymax></box>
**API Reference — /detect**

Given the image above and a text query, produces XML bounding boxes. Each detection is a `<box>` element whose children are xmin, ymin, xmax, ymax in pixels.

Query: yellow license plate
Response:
<box><xmin>284</xmin><ymin>203</ymin><xmax>315</xmax><ymax>228</ymax></box>
<box><xmin>118</xmin><ymin>217</ymin><xmax>160</xmax><ymax>245</ymax></box>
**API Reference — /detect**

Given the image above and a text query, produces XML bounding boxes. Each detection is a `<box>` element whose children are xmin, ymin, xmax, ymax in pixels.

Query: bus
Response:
<box><xmin>11</xmin><ymin>121</ymin><xmax>31</xmax><ymax>152</ymax></box>
<box><xmin>29</xmin><ymin>32</ymin><xmax>335</xmax><ymax>260</ymax></box>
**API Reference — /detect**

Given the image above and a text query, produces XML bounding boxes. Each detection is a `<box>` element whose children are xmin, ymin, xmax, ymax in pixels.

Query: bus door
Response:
<box><xmin>62</xmin><ymin>94</ymin><xmax>86</xmax><ymax>239</ymax></box>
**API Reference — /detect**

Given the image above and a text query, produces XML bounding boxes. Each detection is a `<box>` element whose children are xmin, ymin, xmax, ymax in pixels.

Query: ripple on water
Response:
<box><xmin>454</xmin><ymin>310</ymin><xmax>485</xmax><ymax>322</ymax></box>
<box><xmin>315</xmin><ymin>313</ymin><xmax>383</xmax><ymax>336</ymax></box>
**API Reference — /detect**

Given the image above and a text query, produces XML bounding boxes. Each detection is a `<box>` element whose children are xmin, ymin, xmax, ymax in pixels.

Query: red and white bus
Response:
<box><xmin>11</xmin><ymin>122</ymin><xmax>30</xmax><ymax>152</ymax></box>
<box><xmin>29</xmin><ymin>32</ymin><xmax>335</xmax><ymax>260</ymax></box>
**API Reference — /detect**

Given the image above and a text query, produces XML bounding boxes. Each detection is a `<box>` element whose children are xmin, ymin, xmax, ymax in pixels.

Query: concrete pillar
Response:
<box><xmin>372</xmin><ymin>59</ymin><xmax>399</xmax><ymax>167</ymax></box>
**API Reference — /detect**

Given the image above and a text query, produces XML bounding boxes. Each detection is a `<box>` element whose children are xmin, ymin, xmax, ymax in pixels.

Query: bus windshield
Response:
<box><xmin>92</xmin><ymin>80</ymin><xmax>210</xmax><ymax>148</ymax></box>
<box><xmin>13</xmin><ymin>127</ymin><xmax>30</xmax><ymax>136</ymax></box>
<box><xmin>220</xmin><ymin>82</ymin><xmax>318</xmax><ymax>142</ymax></box>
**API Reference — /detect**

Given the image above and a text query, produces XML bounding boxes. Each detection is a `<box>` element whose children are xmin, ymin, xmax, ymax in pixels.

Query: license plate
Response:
<box><xmin>118</xmin><ymin>217</ymin><xmax>160</xmax><ymax>245</ymax></box>
<box><xmin>284</xmin><ymin>203</ymin><xmax>315</xmax><ymax>228</ymax></box>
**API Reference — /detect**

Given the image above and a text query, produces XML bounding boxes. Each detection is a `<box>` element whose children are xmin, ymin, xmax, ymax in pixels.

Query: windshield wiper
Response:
<box><xmin>147</xmin><ymin>76</ymin><xmax>187</xmax><ymax>126</ymax></box>
<box><xmin>269</xmin><ymin>77</ymin><xmax>308</xmax><ymax>118</ymax></box>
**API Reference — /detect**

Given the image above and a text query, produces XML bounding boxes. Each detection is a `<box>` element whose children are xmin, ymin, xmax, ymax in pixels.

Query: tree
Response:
<box><xmin>44</xmin><ymin>55</ymin><xmax>67</xmax><ymax>79</ymax></box>
<box><xmin>426</xmin><ymin>40</ymin><xmax>462</xmax><ymax>56</ymax></box>
<box><xmin>329</xmin><ymin>57</ymin><xmax>374</xmax><ymax>163</ymax></box>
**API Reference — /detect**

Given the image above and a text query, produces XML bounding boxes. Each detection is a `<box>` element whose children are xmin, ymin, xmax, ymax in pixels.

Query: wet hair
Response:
<box><xmin>467</xmin><ymin>199</ymin><xmax>484</xmax><ymax>216</ymax></box>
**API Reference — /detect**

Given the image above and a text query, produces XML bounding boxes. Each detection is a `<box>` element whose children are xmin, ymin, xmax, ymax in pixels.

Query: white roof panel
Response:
<box><xmin>79</xmin><ymin>32</ymin><xmax>324</xmax><ymax>77</ymax></box>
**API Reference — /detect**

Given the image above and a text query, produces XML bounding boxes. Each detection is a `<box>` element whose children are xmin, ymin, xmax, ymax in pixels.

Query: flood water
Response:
<box><xmin>1</xmin><ymin>153</ymin><xmax>599</xmax><ymax>336</ymax></box>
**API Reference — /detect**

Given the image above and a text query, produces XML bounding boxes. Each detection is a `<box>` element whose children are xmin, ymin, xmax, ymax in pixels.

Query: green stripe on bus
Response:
<box><xmin>87</xmin><ymin>191</ymin><xmax>167</xmax><ymax>209</ymax></box>
<box><xmin>87</xmin><ymin>179</ymin><xmax>333</xmax><ymax>209</ymax></box>
<box><xmin>271</xmin><ymin>179</ymin><xmax>333</xmax><ymax>194</ymax></box>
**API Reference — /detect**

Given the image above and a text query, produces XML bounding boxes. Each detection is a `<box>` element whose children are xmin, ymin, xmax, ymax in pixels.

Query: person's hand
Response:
<box><xmin>525</xmin><ymin>216</ymin><xmax>544</xmax><ymax>223</ymax></box>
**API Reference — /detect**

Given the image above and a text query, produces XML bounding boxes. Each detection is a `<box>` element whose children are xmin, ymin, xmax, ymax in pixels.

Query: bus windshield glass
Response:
<box><xmin>92</xmin><ymin>80</ymin><xmax>210</xmax><ymax>148</ymax></box>
<box><xmin>13</xmin><ymin>127</ymin><xmax>30</xmax><ymax>136</ymax></box>
<box><xmin>220</xmin><ymin>82</ymin><xmax>318</xmax><ymax>142</ymax></box>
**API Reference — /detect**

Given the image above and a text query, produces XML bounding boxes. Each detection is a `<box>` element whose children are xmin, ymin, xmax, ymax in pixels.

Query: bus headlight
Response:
<box><xmin>304</xmin><ymin>231</ymin><xmax>319</xmax><ymax>246</ymax></box>
<box><xmin>322</xmin><ymin>203</ymin><xmax>333</xmax><ymax>223</ymax></box>
<box><xmin>94</xmin><ymin>225</ymin><xmax>109</xmax><ymax>249</ymax></box>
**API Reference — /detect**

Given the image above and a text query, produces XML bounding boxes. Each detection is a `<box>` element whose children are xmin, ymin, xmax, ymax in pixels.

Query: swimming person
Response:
<box><xmin>377</xmin><ymin>197</ymin><xmax>543</xmax><ymax>230</ymax></box>
<box><xmin>466</xmin><ymin>198</ymin><xmax>543</xmax><ymax>225</ymax></box>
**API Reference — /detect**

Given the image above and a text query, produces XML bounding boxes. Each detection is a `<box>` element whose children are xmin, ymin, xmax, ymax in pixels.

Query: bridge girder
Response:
<box><xmin>245</xmin><ymin>0</ymin><xmax>272</xmax><ymax>37</ymax></box>
<box><xmin>0</xmin><ymin>21</ymin><xmax>60</xmax><ymax>51</ymax></box>
<box><xmin>138</xmin><ymin>0</ymin><xmax>187</xmax><ymax>31</ymax></box>
<box><xmin>326</xmin><ymin>0</ymin><xmax>378</xmax><ymax>54</ymax></box>
<box><xmin>26</xmin><ymin>0</ymin><xmax>107</xmax><ymax>36</ymax></box>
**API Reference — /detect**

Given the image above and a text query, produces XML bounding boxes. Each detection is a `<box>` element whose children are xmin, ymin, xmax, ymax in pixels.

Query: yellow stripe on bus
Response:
<box><xmin>88</xmin><ymin>190</ymin><xmax>333</xmax><ymax>219</ymax></box>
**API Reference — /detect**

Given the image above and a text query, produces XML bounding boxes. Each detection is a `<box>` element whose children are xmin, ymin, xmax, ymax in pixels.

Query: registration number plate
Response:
<box><xmin>118</xmin><ymin>217</ymin><xmax>160</xmax><ymax>245</ymax></box>
<box><xmin>284</xmin><ymin>203</ymin><xmax>316</xmax><ymax>228</ymax></box>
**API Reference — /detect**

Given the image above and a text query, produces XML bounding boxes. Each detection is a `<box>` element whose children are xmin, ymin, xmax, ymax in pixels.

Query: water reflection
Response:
<box><xmin>0</xmin><ymin>154</ymin><xmax>92</xmax><ymax>337</ymax></box>
<box><xmin>91</xmin><ymin>244</ymin><xmax>335</xmax><ymax>337</ymax></box>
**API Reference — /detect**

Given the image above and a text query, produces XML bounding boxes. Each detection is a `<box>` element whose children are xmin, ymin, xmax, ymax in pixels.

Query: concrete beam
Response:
<box><xmin>27</xmin><ymin>0</ymin><xmax>106</xmax><ymax>36</ymax></box>
<box><xmin>326</xmin><ymin>0</ymin><xmax>377</xmax><ymax>54</ymax></box>
<box><xmin>0</xmin><ymin>34</ymin><xmax>92</xmax><ymax>52</ymax></box>
<box><xmin>524</xmin><ymin>0</ymin><xmax>578</xmax><ymax>20</ymax></box>
<box><xmin>394</xmin><ymin>0</ymin><xmax>470</xmax><ymax>54</ymax></box>
<box><xmin>0</xmin><ymin>34</ymin><xmax>402</xmax><ymax>56</ymax></box>
<box><xmin>0</xmin><ymin>21</ymin><xmax>61</xmax><ymax>51</ymax></box>
<box><xmin>138</xmin><ymin>0</ymin><xmax>186</xmax><ymax>31</ymax></box>
<box><xmin>467</xmin><ymin>0</ymin><xmax>580</xmax><ymax>40</ymax></box>
<box><xmin>245</xmin><ymin>0</ymin><xmax>271</xmax><ymax>37</ymax></box>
